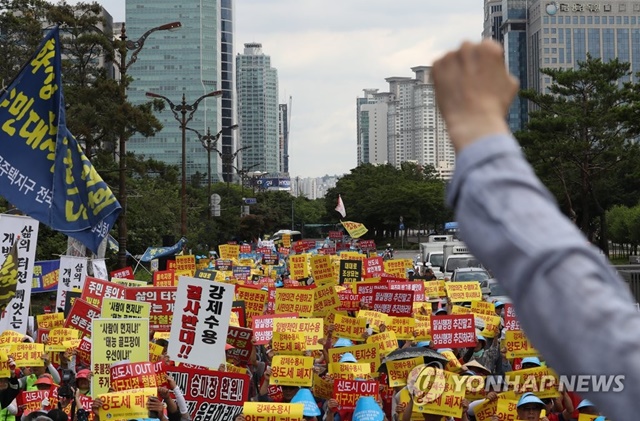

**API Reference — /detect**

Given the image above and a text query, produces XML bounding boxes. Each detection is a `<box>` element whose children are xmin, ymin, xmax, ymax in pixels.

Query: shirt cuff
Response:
<box><xmin>446</xmin><ymin>133</ymin><xmax>523</xmax><ymax>209</ymax></box>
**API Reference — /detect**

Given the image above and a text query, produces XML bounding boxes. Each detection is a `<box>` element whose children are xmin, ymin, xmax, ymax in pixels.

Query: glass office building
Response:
<box><xmin>126</xmin><ymin>0</ymin><xmax>221</xmax><ymax>182</ymax></box>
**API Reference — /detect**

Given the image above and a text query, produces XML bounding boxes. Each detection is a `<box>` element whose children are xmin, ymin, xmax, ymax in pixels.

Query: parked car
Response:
<box><xmin>450</xmin><ymin>267</ymin><xmax>492</xmax><ymax>295</ymax></box>
<box><xmin>485</xmin><ymin>279</ymin><xmax>512</xmax><ymax>304</ymax></box>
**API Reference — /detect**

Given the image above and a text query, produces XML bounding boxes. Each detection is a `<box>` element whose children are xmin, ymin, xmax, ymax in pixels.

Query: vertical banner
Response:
<box><xmin>56</xmin><ymin>256</ymin><xmax>87</xmax><ymax>311</ymax></box>
<box><xmin>91</xmin><ymin>259</ymin><xmax>108</xmax><ymax>281</ymax></box>
<box><xmin>167</xmin><ymin>277</ymin><xmax>234</xmax><ymax>369</ymax></box>
<box><xmin>91</xmin><ymin>318</ymin><xmax>150</xmax><ymax>396</ymax></box>
<box><xmin>0</xmin><ymin>215</ymin><xmax>39</xmax><ymax>334</ymax></box>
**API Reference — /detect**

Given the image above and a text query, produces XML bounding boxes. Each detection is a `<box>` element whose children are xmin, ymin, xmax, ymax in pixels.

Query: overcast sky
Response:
<box><xmin>63</xmin><ymin>0</ymin><xmax>483</xmax><ymax>178</ymax></box>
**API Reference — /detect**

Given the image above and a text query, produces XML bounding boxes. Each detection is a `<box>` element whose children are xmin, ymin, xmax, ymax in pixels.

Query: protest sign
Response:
<box><xmin>339</xmin><ymin>260</ymin><xmax>362</xmax><ymax>284</ymax></box>
<box><xmin>101</xmin><ymin>298</ymin><xmax>151</xmax><ymax>320</ymax></box>
<box><xmin>412</xmin><ymin>368</ymin><xmax>465</xmax><ymax>418</ymax></box>
<box><xmin>97</xmin><ymin>387</ymin><xmax>156</xmax><ymax>421</ymax></box>
<box><xmin>92</xmin><ymin>318</ymin><xmax>149</xmax><ymax>396</ymax></box>
<box><xmin>430</xmin><ymin>315</ymin><xmax>476</xmax><ymax>349</ymax></box>
<box><xmin>328</xmin><ymin>363</ymin><xmax>371</xmax><ymax>380</ymax></box>
<box><xmin>504</xmin><ymin>304</ymin><xmax>521</xmax><ymax>331</ymax></box>
<box><xmin>333</xmin><ymin>379</ymin><xmax>379</xmax><ymax>412</ymax></box>
<box><xmin>153</xmin><ymin>270</ymin><xmax>176</xmax><ymax>287</ymax></box>
<box><xmin>236</xmin><ymin>286</ymin><xmax>268</xmax><ymax>323</ymax></box>
<box><xmin>274</xmin><ymin>288</ymin><xmax>314</xmax><ymax>317</ymax></box>
<box><xmin>270</xmin><ymin>355</ymin><xmax>314</xmax><ymax>387</ymax></box>
<box><xmin>36</xmin><ymin>312</ymin><xmax>64</xmax><ymax>330</ymax></box>
<box><xmin>504</xmin><ymin>331</ymin><xmax>538</xmax><ymax>358</ymax></box>
<box><xmin>273</xmin><ymin>318</ymin><xmax>323</xmax><ymax>350</ymax></box>
<box><xmin>125</xmin><ymin>287</ymin><xmax>176</xmax><ymax>332</ymax></box>
<box><xmin>445</xmin><ymin>282</ymin><xmax>482</xmax><ymax>302</ymax></box>
<box><xmin>333</xmin><ymin>313</ymin><xmax>366</xmax><ymax>341</ymax></box>
<box><xmin>11</xmin><ymin>343</ymin><xmax>44</xmax><ymax>367</ymax></box>
<box><xmin>243</xmin><ymin>403</ymin><xmax>304</xmax><ymax>421</ymax></box>
<box><xmin>271</xmin><ymin>332</ymin><xmax>305</xmax><ymax>355</ymax></box>
<box><xmin>81</xmin><ymin>276</ymin><xmax>126</xmax><ymax>309</ymax></box>
<box><xmin>356</xmin><ymin>310</ymin><xmax>388</xmax><ymax>332</ymax></box>
<box><xmin>18</xmin><ymin>389</ymin><xmax>56</xmax><ymax>415</ymax></box>
<box><xmin>363</xmin><ymin>257</ymin><xmax>384</xmax><ymax>277</ymax></box>
<box><xmin>327</xmin><ymin>343</ymin><xmax>380</xmax><ymax>374</ymax></box>
<box><xmin>387</xmin><ymin>357</ymin><xmax>424</xmax><ymax>387</ymax></box>
<box><xmin>288</xmin><ymin>254</ymin><xmax>309</xmax><ymax>280</ymax></box>
<box><xmin>110</xmin><ymin>362</ymin><xmax>157</xmax><ymax>392</ymax></box>
<box><xmin>226</xmin><ymin>326</ymin><xmax>253</xmax><ymax>366</ymax></box>
<box><xmin>167</xmin><ymin>278</ymin><xmax>234</xmax><ymax>369</ymax></box>
<box><xmin>372</xmin><ymin>289</ymin><xmax>413</xmax><ymax>317</ymax></box>
<box><xmin>313</xmin><ymin>283</ymin><xmax>340</xmax><ymax>317</ymax></box>
<box><xmin>424</xmin><ymin>280</ymin><xmax>446</xmax><ymax>298</ymax></box>
<box><xmin>310</xmin><ymin>255</ymin><xmax>335</xmax><ymax>285</ymax></box>
<box><xmin>64</xmin><ymin>299</ymin><xmax>101</xmax><ymax>337</ymax></box>
<box><xmin>56</xmin><ymin>255</ymin><xmax>88</xmax><ymax>319</ymax></box>
<box><xmin>386</xmin><ymin>316</ymin><xmax>415</xmax><ymax>340</ymax></box>
<box><xmin>45</xmin><ymin>327</ymin><xmax>80</xmax><ymax>352</ymax></box>
<box><xmin>337</xmin><ymin>291</ymin><xmax>360</xmax><ymax>312</ymax></box>
<box><xmin>388</xmin><ymin>281</ymin><xmax>426</xmax><ymax>302</ymax></box>
<box><xmin>110</xmin><ymin>266</ymin><xmax>134</xmax><ymax>280</ymax></box>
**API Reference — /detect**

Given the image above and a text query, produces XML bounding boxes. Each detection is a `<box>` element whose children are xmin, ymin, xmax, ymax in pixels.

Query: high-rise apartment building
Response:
<box><xmin>357</xmin><ymin>67</ymin><xmax>455</xmax><ymax>179</ymax></box>
<box><xmin>126</xmin><ymin>0</ymin><xmax>221</xmax><ymax>182</ymax></box>
<box><xmin>236</xmin><ymin>43</ymin><xmax>280</xmax><ymax>174</ymax></box>
<box><xmin>484</xmin><ymin>0</ymin><xmax>640</xmax><ymax>131</ymax></box>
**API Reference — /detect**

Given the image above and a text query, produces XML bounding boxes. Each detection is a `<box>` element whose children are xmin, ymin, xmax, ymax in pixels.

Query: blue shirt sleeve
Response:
<box><xmin>446</xmin><ymin>133</ymin><xmax>640</xmax><ymax>421</ymax></box>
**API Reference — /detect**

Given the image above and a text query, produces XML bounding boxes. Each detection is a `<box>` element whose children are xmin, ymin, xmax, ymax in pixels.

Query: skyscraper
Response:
<box><xmin>126</xmin><ymin>0</ymin><xmax>220</xmax><ymax>182</ymax></box>
<box><xmin>357</xmin><ymin>67</ymin><xmax>455</xmax><ymax>179</ymax></box>
<box><xmin>236</xmin><ymin>43</ymin><xmax>280</xmax><ymax>174</ymax></box>
<box><xmin>220</xmin><ymin>0</ymin><xmax>236</xmax><ymax>183</ymax></box>
<box><xmin>278</xmin><ymin>102</ymin><xmax>290</xmax><ymax>175</ymax></box>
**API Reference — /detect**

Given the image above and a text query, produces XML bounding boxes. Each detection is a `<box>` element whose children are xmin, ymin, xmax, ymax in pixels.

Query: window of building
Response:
<box><xmin>595</xmin><ymin>16</ymin><xmax>600</xmax><ymax>24</ymax></box>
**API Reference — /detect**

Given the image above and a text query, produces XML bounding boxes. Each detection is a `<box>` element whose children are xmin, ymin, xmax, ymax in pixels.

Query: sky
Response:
<box><xmin>63</xmin><ymin>0</ymin><xmax>484</xmax><ymax>178</ymax></box>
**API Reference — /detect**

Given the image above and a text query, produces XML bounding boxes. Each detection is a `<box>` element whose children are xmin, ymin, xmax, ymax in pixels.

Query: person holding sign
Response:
<box><xmin>432</xmin><ymin>39</ymin><xmax>636</xmax><ymax>420</ymax></box>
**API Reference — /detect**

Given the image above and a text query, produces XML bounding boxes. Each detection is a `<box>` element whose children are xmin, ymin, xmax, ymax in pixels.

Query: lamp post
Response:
<box><xmin>145</xmin><ymin>90</ymin><xmax>223</xmax><ymax>236</ymax></box>
<box><xmin>185</xmin><ymin>124</ymin><xmax>239</xmax><ymax>218</ymax></box>
<box><xmin>114</xmin><ymin>21</ymin><xmax>181</xmax><ymax>268</ymax></box>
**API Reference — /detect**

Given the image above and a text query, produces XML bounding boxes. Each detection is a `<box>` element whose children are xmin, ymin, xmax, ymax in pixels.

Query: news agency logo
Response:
<box><xmin>411</xmin><ymin>365</ymin><xmax>625</xmax><ymax>402</ymax></box>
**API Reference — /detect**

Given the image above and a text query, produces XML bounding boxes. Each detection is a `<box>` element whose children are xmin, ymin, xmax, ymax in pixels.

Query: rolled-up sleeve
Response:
<box><xmin>447</xmin><ymin>133</ymin><xmax>640</xmax><ymax>421</ymax></box>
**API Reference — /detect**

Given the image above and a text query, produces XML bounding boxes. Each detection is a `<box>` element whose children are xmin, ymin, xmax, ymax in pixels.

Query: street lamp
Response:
<box><xmin>185</xmin><ymin>124</ymin><xmax>239</xmax><ymax>218</ymax></box>
<box><xmin>114</xmin><ymin>20</ymin><xmax>181</xmax><ymax>269</ymax></box>
<box><xmin>145</xmin><ymin>90</ymin><xmax>223</xmax><ymax>236</ymax></box>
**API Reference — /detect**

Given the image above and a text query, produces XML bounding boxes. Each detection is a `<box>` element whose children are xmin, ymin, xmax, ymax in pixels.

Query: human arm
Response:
<box><xmin>432</xmin><ymin>39</ymin><xmax>640</xmax><ymax>421</ymax></box>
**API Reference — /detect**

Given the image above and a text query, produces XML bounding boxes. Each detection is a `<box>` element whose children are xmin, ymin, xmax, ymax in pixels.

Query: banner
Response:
<box><xmin>36</xmin><ymin>312</ymin><xmax>64</xmax><ymax>330</ymax></box>
<box><xmin>140</xmin><ymin>237</ymin><xmax>187</xmax><ymax>262</ymax></box>
<box><xmin>81</xmin><ymin>276</ymin><xmax>126</xmax><ymax>308</ymax></box>
<box><xmin>504</xmin><ymin>304</ymin><xmax>521</xmax><ymax>331</ymax></box>
<box><xmin>166</xmin><ymin>365</ymin><xmax>249</xmax><ymax>421</ymax></box>
<box><xmin>412</xmin><ymin>368</ymin><xmax>464</xmax><ymax>418</ymax></box>
<box><xmin>45</xmin><ymin>327</ymin><xmax>80</xmax><ymax>352</ymax></box>
<box><xmin>167</xmin><ymin>278</ymin><xmax>234</xmax><ymax>369</ymax></box>
<box><xmin>288</xmin><ymin>254</ymin><xmax>308</xmax><ymax>281</ymax></box>
<box><xmin>0</xmin><ymin>28</ymin><xmax>121</xmax><ymax>254</ymax></box>
<box><xmin>310</xmin><ymin>255</ymin><xmax>334</xmax><ymax>285</ymax></box>
<box><xmin>56</xmin><ymin>256</ymin><xmax>87</xmax><ymax>311</ymax></box>
<box><xmin>109</xmin><ymin>266</ymin><xmax>134</xmax><ymax>280</ymax></box>
<box><xmin>251</xmin><ymin>313</ymin><xmax>297</xmax><ymax>345</ymax></box>
<box><xmin>0</xmin><ymin>215</ymin><xmax>39</xmax><ymax>334</ymax></box>
<box><xmin>225</xmin><ymin>326</ymin><xmax>253</xmax><ymax>366</ymax></box>
<box><xmin>341</xmin><ymin>221</ymin><xmax>368</xmax><ymax>238</ymax></box>
<box><xmin>11</xmin><ymin>343</ymin><xmax>45</xmax><ymax>367</ymax></box>
<box><xmin>313</xmin><ymin>283</ymin><xmax>340</xmax><ymax>317</ymax></box>
<box><xmin>270</xmin><ymin>355</ymin><xmax>313</xmax><ymax>387</ymax></box>
<box><xmin>92</xmin><ymin>318</ymin><xmax>149</xmax><ymax>396</ymax></box>
<box><xmin>243</xmin><ymin>403</ymin><xmax>303</xmax><ymax>421</ymax></box>
<box><xmin>424</xmin><ymin>280</ymin><xmax>447</xmax><ymax>298</ymax></box>
<box><xmin>235</xmin><ymin>286</ymin><xmax>268</xmax><ymax>324</ymax></box>
<box><xmin>32</xmin><ymin>259</ymin><xmax>60</xmax><ymax>293</ymax></box>
<box><xmin>387</xmin><ymin>357</ymin><xmax>424</xmax><ymax>387</ymax></box>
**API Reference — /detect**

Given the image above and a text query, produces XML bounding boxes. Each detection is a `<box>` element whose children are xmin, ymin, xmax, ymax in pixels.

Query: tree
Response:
<box><xmin>517</xmin><ymin>55</ymin><xmax>640</xmax><ymax>253</ymax></box>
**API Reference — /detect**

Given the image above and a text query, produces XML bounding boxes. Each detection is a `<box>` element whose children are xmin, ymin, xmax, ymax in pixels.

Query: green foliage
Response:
<box><xmin>517</xmin><ymin>55</ymin><xmax>640</xmax><ymax>252</ymax></box>
<box><xmin>325</xmin><ymin>163</ymin><xmax>451</xmax><ymax>240</ymax></box>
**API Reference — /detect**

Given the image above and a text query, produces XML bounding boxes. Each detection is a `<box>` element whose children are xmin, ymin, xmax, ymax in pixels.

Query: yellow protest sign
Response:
<box><xmin>311</xmin><ymin>255</ymin><xmax>335</xmax><ymax>285</ymax></box>
<box><xmin>270</xmin><ymin>355</ymin><xmax>314</xmax><ymax>387</ymax></box>
<box><xmin>366</xmin><ymin>331</ymin><xmax>398</xmax><ymax>356</ymax></box>
<box><xmin>149</xmin><ymin>342</ymin><xmax>164</xmax><ymax>363</ymax></box>
<box><xmin>10</xmin><ymin>343</ymin><xmax>44</xmax><ymax>367</ymax></box>
<box><xmin>92</xmin><ymin>319</ymin><xmax>150</xmax><ymax>396</ymax></box>
<box><xmin>451</xmin><ymin>305</ymin><xmax>472</xmax><ymax>315</ymax></box>
<box><xmin>445</xmin><ymin>282</ymin><xmax>483</xmax><ymax>302</ymax></box>
<box><xmin>153</xmin><ymin>331</ymin><xmax>170</xmax><ymax>340</ymax></box>
<box><xmin>471</xmin><ymin>301</ymin><xmax>496</xmax><ymax>317</ymax></box>
<box><xmin>424</xmin><ymin>280</ymin><xmax>447</xmax><ymax>298</ymax></box>
<box><xmin>412</xmin><ymin>368</ymin><xmax>465</xmax><ymax>418</ymax></box>
<box><xmin>37</xmin><ymin>312</ymin><xmax>64</xmax><ymax>330</ymax></box>
<box><xmin>275</xmin><ymin>288</ymin><xmax>314</xmax><ymax>317</ymax></box>
<box><xmin>273</xmin><ymin>318</ymin><xmax>323</xmax><ymax>350</ymax></box>
<box><xmin>333</xmin><ymin>314</ymin><xmax>366</xmax><ymax>341</ymax></box>
<box><xmin>313</xmin><ymin>373</ymin><xmax>333</xmax><ymax>400</ymax></box>
<box><xmin>357</xmin><ymin>310</ymin><xmax>388</xmax><ymax>332</ymax></box>
<box><xmin>386</xmin><ymin>316</ymin><xmax>415</xmax><ymax>340</ymax></box>
<box><xmin>289</xmin><ymin>254</ymin><xmax>309</xmax><ymax>280</ymax></box>
<box><xmin>223</xmin><ymin>363</ymin><xmax>248</xmax><ymax>375</ymax></box>
<box><xmin>463</xmin><ymin>375</ymin><xmax>488</xmax><ymax>401</ymax></box>
<box><xmin>398</xmin><ymin>387</ymin><xmax>426</xmax><ymax>421</ymax></box>
<box><xmin>327</xmin><ymin>343</ymin><xmax>380</xmax><ymax>373</ymax></box>
<box><xmin>503</xmin><ymin>331</ymin><xmax>539</xmax><ymax>359</ymax></box>
<box><xmin>111</xmin><ymin>278</ymin><xmax>147</xmax><ymax>287</ymax></box>
<box><xmin>384</xmin><ymin>259</ymin><xmax>407</xmax><ymax>277</ymax></box>
<box><xmin>578</xmin><ymin>415</ymin><xmax>600</xmax><ymax>421</ymax></box>
<box><xmin>0</xmin><ymin>331</ymin><xmax>24</xmax><ymax>349</ymax></box>
<box><xmin>387</xmin><ymin>357</ymin><xmax>423</xmax><ymax>387</ymax></box>
<box><xmin>46</xmin><ymin>328</ymin><xmax>81</xmax><ymax>352</ymax></box>
<box><xmin>328</xmin><ymin>362</ymin><xmax>371</xmax><ymax>379</ymax></box>
<box><xmin>340</xmin><ymin>251</ymin><xmax>366</xmax><ymax>262</ymax></box>
<box><xmin>271</xmin><ymin>332</ymin><xmax>306</xmax><ymax>355</ymax></box>
<box><xmin>505</xmin><ymin>366</ymin><xmax>559</xmax><ymax>399</ymax></box>
<box><xmin>313</xmin><ymin>283</ymin><xmax>340</xmax><ymax>317</ymax></box>
<box><xmin>441</xmin><ymin>350</ymin><xmax>462</xmax><ymax>373</ymax></box>
<box><xmin>479</xmin><ymin>314</ymin><xmax>501</xmax><ymax>338</ymax></box>
<box><xmin>219</xmin><ymin>244</ymin><xmax>240</xmax><ymax>260</ymax></box>
<box><xmin>175</xmin><ymin>268</ymin><xmax>194</xmax><ymax>278</ymax></box>
<box><xmin>98</xmin><ymin>387</ymin><xmax>156</xmax><ymax>421</ymax></box>
<box><xmin>101</xmin><ymin>298</ymin><xmax>151</xmax><ymax>320</ymax></box>
<box><xmin>61</xmin><ymin>339</ymin><xmax>81</xmax><ymax>353</ymax></box>
<box><xmin>175</xmin><ymin>255</ymin><xmax>196</xmax><ymax>274</ymax></box>
<box><xmin>414</xmin><ymin>319</ymin><xmax>431</xmax><ymax>341</ymax></box>
<box><xmin>243</xmin><ymin>402</ymin><xmax>304</xmax><ymax>421</ymax></box>
<box><xmin>236</xmin><ymin>286</ymin><xmax>268</xmax><ymax>323</ymax></box>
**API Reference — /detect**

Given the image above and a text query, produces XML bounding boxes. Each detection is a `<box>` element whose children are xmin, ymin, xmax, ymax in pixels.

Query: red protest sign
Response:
<box><xmin>318</xmin><ymin>247</ymin><xmax>336</xmax><ymax>255</ymax></box>
<box><xmin>358</xmin><ymin>240</ymin><xmax>377</xmax><ymax>252</ymax></box>
<box><xmin>110</xmin><ymin>362</ymin><xmax>157</xmax><ymax>392</ymax></box>
<box><xmin>372</xmin><ymin>289</ymin><xmax>413</xmax><ymax>317</ymax></box>
<box><xmin>153</xmin><ymin>270</ymin><xmax>176</xmax><ymax>287</ymax></box>
<box><xmin>337</xmin><ymin>292</ymin><xmax>360</xmax><ymax>312</ymax></box>
<box><xmin>165</xmin><ymin>365</ymin><xmax>249</xmax><ymax>421</ymax></box>
<box><xmin>240</xmin><ymin>244</ymin><xmax>252</xmax><ymax>254</ymax></box>
<box><xmin>126</xmin><ymin>287</ymin><xmax>176</xmax><ymax>332</ymax></box>
<box><xmin>81</xmin><ymin>277</ymin><xmax>127</xmax><ymax>309</ymax></box>
<box><xmin>388</xmin><ymin>281</ymin><xmax>425</xmax><ymax>303</ymax></box>
<box><xmin>430</xmin><ymin>314</ymin><xmax>476</xmax><ymax>349</ymax></box>
<box><xmin>110</xmin><ymin>266</ymin><xmax>134</xmax><ymax>280</ymax></box>
<box><xmin>251</xmin><ymin>313</ymin><xmax>298</xmax><ymax>345</ymax></box>
<box><xmin>363</xmin><ymin>257</ymin><xmax>384</xmax><ymax>277</ymax></box>
<box><xmin>18</xmin><ymin>390</ymin><xmax>57</xmax><ymax>415</ymax></box>
<box><xmin>292</xmin><ymin>242</ymin><xmax>305</xmax><ymax>253</ymax></box>
<box><xmin>329</xmin><ymin>231</ymin><xmax>343</xmax><ymax>240</ymax></box>
<box><xmin>76</xmin><ymin>336</ymin><xmax>92</xmax><ymax>367</ymax></box>
<box><xmin>64</xmin><ymin>299</ymin><xmax>101</xmax><ymax>337</ymax></box>
<box><xmin>504</xmin><ymin>304</ymin><xmax>521</xmax><ymax>331</ymax></box>
<box><xmin>333</xmin><ymin>379</ymin><xmax>379</xmax><ymax>412</ymax></box>
<box><xmin>226</xmin><ymin>326</ymin><xmax>253</xmax><ymax>367</ymax></box>
<box><xmin>356</xmin><ymin>282</ymin><xmax>388</xmax><ymax>306</ymax></box>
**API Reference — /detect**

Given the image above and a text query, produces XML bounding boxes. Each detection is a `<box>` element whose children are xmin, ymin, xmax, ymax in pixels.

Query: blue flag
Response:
<box><xmin>140</xmin><ymin>237</ymin><xmax>187</xmax><ymax>262</ymax></box>
<box><xmin>0</xmin><ymin>27</ymin><xmax>121</xmax><ymax>253</ymax></box>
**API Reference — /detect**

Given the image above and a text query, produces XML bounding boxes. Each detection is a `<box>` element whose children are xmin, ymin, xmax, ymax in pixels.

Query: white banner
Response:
<box><xmin>56</xmin><ymin>256</ymin><xmax>87</xmax><ymax>310</ymax></box>
<box><xmin>168</xmin><ymin>277</ymin><xmax>234</xmax><ymax>369</ymax></box>
<box><xmin>91</xmin><ymin>259</ymin><xmax>108</xmax><ymax>281</ymax></box>
<box><xmin>0</xmin><ymin>215</ymin><xmax>39</xmax><ymax>334</ymax></box>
